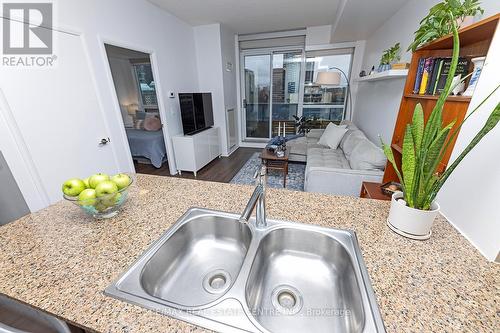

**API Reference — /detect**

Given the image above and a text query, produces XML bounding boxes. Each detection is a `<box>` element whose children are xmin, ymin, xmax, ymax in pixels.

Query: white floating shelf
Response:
<box><xmin>355</xmin><ymin>69</ymin><xmax>409</xmax><ymax>82</ymax></box>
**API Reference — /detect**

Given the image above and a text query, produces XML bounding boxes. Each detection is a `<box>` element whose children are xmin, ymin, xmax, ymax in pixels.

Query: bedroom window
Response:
<box><xmin>133</xmin><ymin>64</ymin><xmax>158</xmax><ymax>108</ymax></box>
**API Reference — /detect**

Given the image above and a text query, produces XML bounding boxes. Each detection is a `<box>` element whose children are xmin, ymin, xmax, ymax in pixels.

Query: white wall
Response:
<box><xmin>193</xmin><ymin>23</ymin><xmax>238</xmax><ymax>156</ymax></box>
<box><xmin>57</xmin><ymin>0</ymin><xmax>199</xmax><ymax>175</ymax></box>
<box><xmin>354</xmin><ymin>0</ymin><xmax>500</xmax><ymax>145</ymax></box>
<box><xmin>353</xmin><ymin>0</ymin><xmax>441</xmax><ymax>144</ymax></box>
<box><xmin>438</xmin><ymin>21</ymin><xmax>500</xmax><ymax>262</ymax></box>
<box><xmin>107</xmin><ymin>57</ymin><xmax>139</xmax><ymax>107</ymax></box>
<box><xmin>220</xmin><ymin>24</ymin><xmax>239</xmax><ymax>152</ymax></box>
<box><xmin>193</xmin><ymin>24</ymin><xmax>228</xmax><ymax>155</ymax></box>
<box><xmin>306</xmin><ymin>25</ymin><xmax>332</xmax><ymax>46</ymax></box>
<box><xmin>0</xmin><ymin>0</ymin><xmax>200</xmax><ymax>210</ymax></box>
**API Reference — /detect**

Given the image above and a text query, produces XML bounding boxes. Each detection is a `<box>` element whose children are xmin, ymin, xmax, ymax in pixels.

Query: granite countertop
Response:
<box><xmin>0</xmin><ymin>175</ymin><xmax>498</xmax><ymax>332</ymax></box>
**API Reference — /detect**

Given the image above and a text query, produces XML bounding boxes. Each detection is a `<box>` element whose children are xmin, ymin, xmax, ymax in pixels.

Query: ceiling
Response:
<box><xmin>148</xmin><ymin>0</ymin><xmax>411</xmax><ymax>41</ymax></box>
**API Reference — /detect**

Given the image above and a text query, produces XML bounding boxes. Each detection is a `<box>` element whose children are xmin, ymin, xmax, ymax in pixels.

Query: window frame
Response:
<box><xmin>300</xmin><ymin>49</ymin><xmax>354</xmax><ymax>127</ymax></box>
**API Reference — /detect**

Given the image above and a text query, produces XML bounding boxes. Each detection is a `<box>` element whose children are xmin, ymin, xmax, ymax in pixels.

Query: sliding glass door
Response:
<box><xmin>242</xmin><ymin>50</ymin><xmax>303</xmax><ymax>141</ymax></box>
<box><xmin>241</xmin><ymin>47</ymin><xmax>352</xmax><ymax>141</ymax></box>
<box><xmin>271</xmin><ymin>51</ymin><xmax>302</xmax><ymax>137</ymax></box>
<box><xmin>243</xmin><ymin>54</ymin><xmax>271</xmax><ymax>139</ymax></box>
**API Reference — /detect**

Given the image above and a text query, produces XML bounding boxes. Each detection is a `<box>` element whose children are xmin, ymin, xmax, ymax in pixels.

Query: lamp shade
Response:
<box><xmin>315</xmin><ymin>71</ymin><xmax>341</xmax><ymax>86</ymax></box>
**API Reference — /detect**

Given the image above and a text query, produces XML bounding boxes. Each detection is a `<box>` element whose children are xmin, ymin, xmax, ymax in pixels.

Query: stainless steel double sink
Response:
<box><xmin>105</xmin><ymin>208</ymin><xmax>385</xmax><ymax>332</ymax></box>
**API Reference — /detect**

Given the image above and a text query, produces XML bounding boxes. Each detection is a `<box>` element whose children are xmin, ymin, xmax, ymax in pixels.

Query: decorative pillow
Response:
<box><xmin>341</xmin><ymin>130</ymin><xmax>367</xmax><ymax>158</ymax></box>
<box><xmin>348</xmin><ymin>140</ymin><xmax>387</xmax><ymax>170</ymax></box>
<box><xmin>144</xmin><ymin>116</ymin><xmax>162</xmax><ymax>131</ymax></box>
<box><xmin>318</xmin><ymin>123</ymin><xmax>348</xmax><ymax>149</ymax></box>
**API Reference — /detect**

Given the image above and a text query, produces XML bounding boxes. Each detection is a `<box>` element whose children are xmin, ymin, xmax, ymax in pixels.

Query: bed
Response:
<box><xmin>125</xmin><ymin>129</ymin><xmax>166</xmax><ymax>168</ymax></box>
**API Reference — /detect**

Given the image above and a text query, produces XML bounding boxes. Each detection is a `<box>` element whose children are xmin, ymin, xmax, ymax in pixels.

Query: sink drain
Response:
<box><xmin>202</xmin><ymin>269</ymin><xmax>231</xmax><ymax>294</ymax></box>
<box><xmin>271</xmin><ymin>285</ymin><xmax>303</xmax><ymax>315</ymax></box>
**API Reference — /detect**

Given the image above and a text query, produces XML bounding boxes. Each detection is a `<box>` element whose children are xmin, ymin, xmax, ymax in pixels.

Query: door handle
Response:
<box><xmin>99</xmin><ymin>137</ymin><xmax>111</xmax><ymax>146</ymax></box>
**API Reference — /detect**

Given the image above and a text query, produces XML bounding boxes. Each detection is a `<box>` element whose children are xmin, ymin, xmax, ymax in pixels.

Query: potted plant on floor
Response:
<box><xmin>408</xmin><ymin>0</ymin><xmax>484</xmax><ymax>52</ymax></box>
<box><xmin>382</xmin><ymin>14</ymin><xmax>500</xmax><ymax>240</ymax></box>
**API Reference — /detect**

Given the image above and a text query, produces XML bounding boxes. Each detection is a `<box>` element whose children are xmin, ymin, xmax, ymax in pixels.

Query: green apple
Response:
<box><xmin>78</xmin><ymin>189</ymin><xmax>97</xmax><ymax>206</ymax></box>
<box><xmin>82</xmin><ymin>177</ymin><xmax>90</xmax><ymax>188</ymax></box>
<box><xmin>62</xmin><ymin>178</ymin><xmax>86</xmax><ymax>197</ymax></box>
<box><xmin>95</xmin><ymin>180</ymin><xmax>118</xmax><ymax>198</ymax></box>
<box><xmin>111</xmin><ymin>173</ymin><xmax>131</xmax><ymax>190</ymax></box>
<box><xmin>88</xmin><ymin>173</ymin><xmax>110</xmax><ymax>189</ymax></box>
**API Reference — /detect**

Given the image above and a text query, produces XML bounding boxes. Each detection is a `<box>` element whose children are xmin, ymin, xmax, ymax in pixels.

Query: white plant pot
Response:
<box><xmin>387</xmin><ymin>192</ymin><xmax>440</xmax><ymax>240</ymax></box>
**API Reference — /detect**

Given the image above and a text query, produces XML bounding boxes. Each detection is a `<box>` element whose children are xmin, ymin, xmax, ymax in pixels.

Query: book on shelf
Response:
<box><xmin>435</xmin><ymin>57</ymin><xmax>470</xmax><ymax>94</ymax></box>
<box><xmin>418</xmin><ymin>58</ymin><xmax>434</xmax><ymax>95</ymax></box>
<box><xmin>413</xmin><ymin>58</ymin><xmax>426</xmax><ymax>94</ymax></box>
<box><xmin>413</xmin><ymin>56</ymin><xmax>471</xmax><ymax>96</ymax></box>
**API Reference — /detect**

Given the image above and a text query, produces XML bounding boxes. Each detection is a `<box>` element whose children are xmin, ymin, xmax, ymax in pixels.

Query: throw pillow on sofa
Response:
<box><xmin>348</xmin><ymin>140</ymin><xmax>387</xmax><ymax>170</ymax></box>
<box><xmin>341</xmin><ymin>130</ymin><xmax>367</xmax><ymax>159</ymax></box>
<box><xmin>318</xmin><ymin>123</ymin><xmax>348</xmax><ymax>149</ymax></box>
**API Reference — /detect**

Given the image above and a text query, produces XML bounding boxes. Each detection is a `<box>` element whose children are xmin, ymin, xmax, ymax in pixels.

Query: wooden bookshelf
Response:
<box><xmin>382</xmin><ymin>14</ymin><xmax>499</xmax><ymax>184</ymax></box>
<box><xmin>404</xmin><ymin>94</ymin><xmax>471</xmax><ymax>102</ymax></box>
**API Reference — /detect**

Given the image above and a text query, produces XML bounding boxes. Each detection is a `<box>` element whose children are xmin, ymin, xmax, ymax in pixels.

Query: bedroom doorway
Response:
<box><xmin>104</xmin><ymin>44</ymin><xmax>168</xmax><ymax>170</ymax></box>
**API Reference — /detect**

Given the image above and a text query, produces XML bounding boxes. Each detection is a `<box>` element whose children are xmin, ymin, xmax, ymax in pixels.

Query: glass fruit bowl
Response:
<box><xmin>64</xmin><ymin>176</ymin><xmax>133</xmax><ymax>219</ymax></box>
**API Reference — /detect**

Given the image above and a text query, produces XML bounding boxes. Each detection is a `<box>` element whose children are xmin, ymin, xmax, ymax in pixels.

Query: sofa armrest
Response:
<box><xmin>304</xmin><ymin>167</ymin><xmax>384</xmax><ymax>197</ymax></box>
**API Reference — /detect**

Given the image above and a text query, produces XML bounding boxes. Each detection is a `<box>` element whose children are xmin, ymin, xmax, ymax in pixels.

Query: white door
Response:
<box><xmin>0</xmin><ymin>25</ymin><xmax>117</xmax><ymax>204</ymax></box>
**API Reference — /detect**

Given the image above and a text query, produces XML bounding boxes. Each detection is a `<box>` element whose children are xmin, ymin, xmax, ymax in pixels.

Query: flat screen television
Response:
<box><xmin>178</xmin><ymin>93</ymin><xmax>214</xmax><ymax>135</ymax></box>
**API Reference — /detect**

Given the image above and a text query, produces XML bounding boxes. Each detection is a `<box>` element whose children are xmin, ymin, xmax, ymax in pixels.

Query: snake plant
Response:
<box><xmin>382</xmin><ymin>14</ymin><xmax>500</xmax><ymax>210</ymax></box>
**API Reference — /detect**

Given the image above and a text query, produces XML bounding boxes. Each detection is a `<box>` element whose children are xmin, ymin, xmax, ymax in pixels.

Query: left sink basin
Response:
<box><xmin>108</xmin><ymin>209</ymin><xmax>252</xmax><ymax>308</ymax></box>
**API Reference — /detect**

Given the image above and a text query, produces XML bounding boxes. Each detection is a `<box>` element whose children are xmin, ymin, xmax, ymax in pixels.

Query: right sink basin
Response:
<box><xmin>246</xmin><ymin>228</ymin><xmax>365</xmax><ymax>333</ymax></box>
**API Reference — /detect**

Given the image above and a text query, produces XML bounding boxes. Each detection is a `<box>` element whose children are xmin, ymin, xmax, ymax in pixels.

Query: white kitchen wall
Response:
<box><xmin>193</xmin><ymin>23</ymin><xmax>238</xmax><ymax>156</ymax></box>
<box><xmin>0</xmin><ymin>0</ymin><xmax>200</xmax><ymax>210</ymax></box>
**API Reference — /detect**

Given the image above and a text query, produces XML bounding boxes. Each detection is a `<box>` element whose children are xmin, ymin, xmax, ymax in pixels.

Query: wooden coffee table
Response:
<box><xmin>260</xmin><ymin>149</ymin><xmax>289</xmax><ymax>187</ymax></box>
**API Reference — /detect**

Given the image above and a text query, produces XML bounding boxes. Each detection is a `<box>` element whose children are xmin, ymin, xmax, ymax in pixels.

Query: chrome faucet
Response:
<box><xmin>239</xmin><ymin>165</ymin><xmax>267</xmax><ymax>229</ymax></box>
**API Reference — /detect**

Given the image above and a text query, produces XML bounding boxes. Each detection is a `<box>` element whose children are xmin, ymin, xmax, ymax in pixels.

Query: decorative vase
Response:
<box><xmin>463</xmin><ymin>56</ymin><xmax>486</xmax><ymax>96</ymax></box>
<box><xmin>387</xmin><ymin>192</ymin><xmax>440</xmax><ymax>240</ymax></box>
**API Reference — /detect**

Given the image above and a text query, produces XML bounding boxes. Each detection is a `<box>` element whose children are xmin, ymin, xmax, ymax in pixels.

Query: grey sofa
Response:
<box><xmin>287</xmin><ymin>121</ymin><xmax>386</xmax><ymax>196</ymax></box>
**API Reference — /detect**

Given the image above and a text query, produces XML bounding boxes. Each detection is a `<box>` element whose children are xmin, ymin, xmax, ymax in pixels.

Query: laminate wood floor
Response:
<box><xmin>134</xmin><ymin>148</ymin><xmax>261</xmax><ymax>183</ymax></box>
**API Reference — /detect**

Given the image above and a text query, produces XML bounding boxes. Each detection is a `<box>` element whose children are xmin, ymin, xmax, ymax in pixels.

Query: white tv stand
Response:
<box><xmin>172</xmin><ymin>127</ymin><xmax>221</xmax><ymax>177</ymax></box>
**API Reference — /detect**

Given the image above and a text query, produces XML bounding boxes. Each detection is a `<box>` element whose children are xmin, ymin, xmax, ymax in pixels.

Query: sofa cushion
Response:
<box><xmin>307</xmin><ymin>148</ymin><xmax>350</xmax><ymax>170</ymax></box>
<box><xmin>318</xmin><ymin>123</ymin><xmax>348</xmax><ymax>149</ymax></box>
<box><xmin>348</xmin><ymin>140</ymin><xmax>387</xmax><ymax>170</ymax></box>
<box><xmin>341</xmin><ymin>130</ymin><xmax>367</xmax><ymax>158</ymax></box>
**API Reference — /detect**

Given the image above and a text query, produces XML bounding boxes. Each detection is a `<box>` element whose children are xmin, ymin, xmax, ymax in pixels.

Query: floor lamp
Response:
<box><xmin>315</xmin><ymin>67</ymin><xmax>352</xmax><ymax>121</ymax></box>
